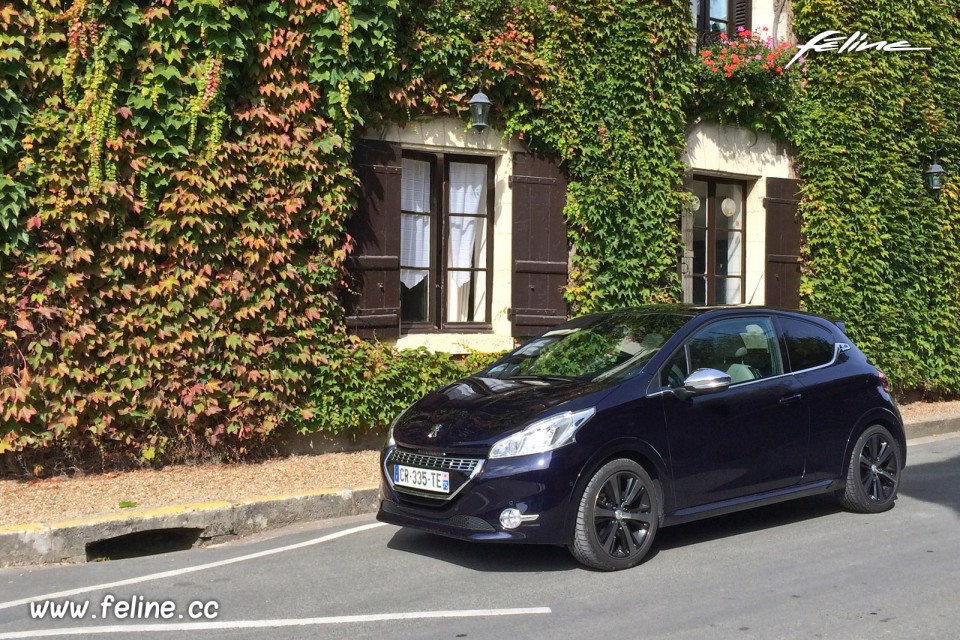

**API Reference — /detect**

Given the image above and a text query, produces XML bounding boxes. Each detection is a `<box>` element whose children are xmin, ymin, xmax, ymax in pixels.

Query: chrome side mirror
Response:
<box><xmin>682</xmin><ymin>368</ymin><xmax>731</xmax><ymax>395</ymax></box>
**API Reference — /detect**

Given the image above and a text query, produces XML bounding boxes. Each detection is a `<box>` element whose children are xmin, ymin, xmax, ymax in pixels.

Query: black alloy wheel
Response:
<box><xmin>570</xmin><ymin>458</ymin><xmax>659</xmax><ymax>571</ymax></box>
<box><xmin>839</xmin><ymin>424</ymin><xmax>901</xmax><ymax>513</ymax></box>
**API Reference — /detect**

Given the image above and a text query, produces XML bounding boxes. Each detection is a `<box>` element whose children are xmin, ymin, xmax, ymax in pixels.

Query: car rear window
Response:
<box><xmin>780</xmin><ymin>317</ymin><xmax>836</xmax><ymax>372</ymax></box>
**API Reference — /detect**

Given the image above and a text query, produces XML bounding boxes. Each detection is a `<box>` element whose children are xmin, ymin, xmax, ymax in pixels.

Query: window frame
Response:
<box><xmin>399</xmin><ymin>151</ymin><xmax>495</xmax><ymax>334</ymax></box>
<box><xmin>686</xmin><ymin>176</ymin><xmax>748</xmax><ymax>306</ymax></box>
<box><xmin>694</xmin><ymin>0</ymin><xmax>751</xmax><ymax>49</ymax></box>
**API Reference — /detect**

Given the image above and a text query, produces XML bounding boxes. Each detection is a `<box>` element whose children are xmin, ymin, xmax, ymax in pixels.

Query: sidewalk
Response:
<box><xmin>1</xmin><ymin>411</ymin><xmax>958</xmax><ymax>567</ymax></box>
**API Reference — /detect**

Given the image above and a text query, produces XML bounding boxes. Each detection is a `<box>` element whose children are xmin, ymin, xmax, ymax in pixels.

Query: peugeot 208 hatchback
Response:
<box><xmin>377</xmin><ymin>305</ymin><xmax>904</xmax><ymax>570</ymax></box>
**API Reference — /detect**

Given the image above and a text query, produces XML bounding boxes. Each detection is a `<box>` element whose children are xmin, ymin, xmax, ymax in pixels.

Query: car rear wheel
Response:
<box><xmin>570</xmin><ymin>459</ymin><xmax>659</xmax><ymax>571</ymax></box>
<box><xmin>838</xmin><ymin>424</ymin><xmax>901</xmax><ymax>513</ymax></box>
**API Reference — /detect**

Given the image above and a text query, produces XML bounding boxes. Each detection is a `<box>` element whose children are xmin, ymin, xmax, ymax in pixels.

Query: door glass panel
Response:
<box><xmin>682</xmin><ymin>181</ymin><xmax>709</xmax><ymax>304</ymax></box>
<box><xmin>714</xmin><ymin>230</ymin><xmax>742</xmax><ymax>276</ymax></box>
<box><xmin>692</xmin><ymin>275</ymin><xmax>707</xmax><ymax>305</ymax></box>
<box><xmin>715</xmin><ymin>183</ymin><xmax>743</xmax><ymax>230</ymax></box>
<box><xmin>714</xmin><ymin>277</ymin><xmax>742</xmax><ymax>305</ymax></box>
<box><xmin>693</xmin><ymin>226</ymin><xmax>707</xmax><ymax>273</ymax></box>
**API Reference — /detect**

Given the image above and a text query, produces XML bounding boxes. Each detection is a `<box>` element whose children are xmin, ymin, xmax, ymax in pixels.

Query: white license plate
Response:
<box><xmin>393</xmin><ymin>465</ymin><xmax>450</xmax><ymax>493</ymax></box>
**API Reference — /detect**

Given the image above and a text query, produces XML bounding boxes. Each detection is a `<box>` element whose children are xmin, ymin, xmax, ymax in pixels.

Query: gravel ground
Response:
<box><xmin>1</xmin><ymin>400</ymin><xmax>958</xmax><ymax>529</ymax></box>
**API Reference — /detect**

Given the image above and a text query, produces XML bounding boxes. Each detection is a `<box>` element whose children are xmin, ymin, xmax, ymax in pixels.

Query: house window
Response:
<box><xmin>345</xmin><ymin>136</ymin><xmax>567</xmax><ymax>343</ymax></box>
<box><xmin>399</xmin><ymin>152</ymin><xmax>493</xmax><ymax>329</ymax></box>
<box><xmin>682</xmin><ymin>177</ymin><xmax>746</xmax><ymax>305</ymax></box>
<box><xmin>694</xmin><ymin>0</ymin><xmax>751</xmax><ymax>47</ymax></box>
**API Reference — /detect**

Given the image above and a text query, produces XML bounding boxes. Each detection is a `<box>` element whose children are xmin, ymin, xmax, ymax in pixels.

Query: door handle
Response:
<box><xmin>779</xmin><ymin>393</ymin><xmax>802</xmax><ymax>405</ymax></box>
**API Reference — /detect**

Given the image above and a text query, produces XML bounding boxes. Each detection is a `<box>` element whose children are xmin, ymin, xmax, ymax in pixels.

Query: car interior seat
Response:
<box><xmin>726</xmin><ymin>324</ymin><xmax>770</xmax><ymax>382</ymax></box>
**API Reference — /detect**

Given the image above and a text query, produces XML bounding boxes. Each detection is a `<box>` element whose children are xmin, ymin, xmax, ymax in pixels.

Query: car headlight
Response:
<box><xmin>386</xmin><ymin>405</ymin><xmax>414</xmax><ymax>447</ymax></box>
<box><xmin>489</xmin><ymin>408</ymin><xmax>596</xmax><ymax>459</ymax></box>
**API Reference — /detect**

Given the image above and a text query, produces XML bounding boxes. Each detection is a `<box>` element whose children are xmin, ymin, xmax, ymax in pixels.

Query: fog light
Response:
<box><xmin>499</xmin><ymin>508</ymin><xmax>523</xmax><ymax>530</ymax></box>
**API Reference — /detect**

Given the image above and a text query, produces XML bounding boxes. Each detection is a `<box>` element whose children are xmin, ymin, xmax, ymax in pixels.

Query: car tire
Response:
<box><xmin>838</xmin><ymin>424</ymin><xmax>902</xmax><ymax>513</ymax></box>
<box><xmin>570</xmin><ymin>458</ymin><xmax>659</xmax><ymax>571</ymax></box>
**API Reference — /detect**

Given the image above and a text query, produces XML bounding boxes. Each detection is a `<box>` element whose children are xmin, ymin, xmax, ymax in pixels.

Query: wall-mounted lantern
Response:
<box><xmin>467</xmin><ymin>90</ymin><xmax>492</xmax><ymax>133</ymax></box>
<box><xmin>925</xmin><ymin>158</ymin><xmax>946</xmax><ymax>196</ymax></box>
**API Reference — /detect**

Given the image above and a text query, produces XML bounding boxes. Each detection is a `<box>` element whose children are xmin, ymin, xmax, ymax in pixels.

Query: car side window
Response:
<box><xmin>659</xmin><ymin>347</ymin><xmax>689</xmax><ymax>389</ymax></box>
<box><xmin>686</xmin><ymin>317</ymin><xmax>783</xmax><ymax>385</ymax></box>
<box><xmin>779</xmin><ymin>317</ymin><xmax>836</xmax><ymax>372</ymax></box>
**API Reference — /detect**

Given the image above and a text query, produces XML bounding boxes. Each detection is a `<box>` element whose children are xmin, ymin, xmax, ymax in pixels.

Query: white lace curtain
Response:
<box><xmin>400</xmin><ymin>158</ymin><xmax>431</xmax><ymax>289</ymax></box>
<box><xmin>447</xmin><ymin>163</ymin><xmax>487</xmax><ymax>321</ymax></box>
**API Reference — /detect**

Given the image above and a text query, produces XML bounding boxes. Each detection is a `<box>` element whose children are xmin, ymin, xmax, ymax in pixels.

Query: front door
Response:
<box><xmin>682</xmin><ymin>177</ymin><xmax>748</xmax><ymax>305</ymax></box>
<box><xmin>657</xmin><ymin>316</ymin><xmax>809</xmax><ymax>509</ymax></box>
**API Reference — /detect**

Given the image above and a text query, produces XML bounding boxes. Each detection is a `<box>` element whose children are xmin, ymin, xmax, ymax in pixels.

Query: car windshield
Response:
<box><xmin>483</xmin><ymin>313</ymin><xmax>692</xmax><ymax>382</ymax></box>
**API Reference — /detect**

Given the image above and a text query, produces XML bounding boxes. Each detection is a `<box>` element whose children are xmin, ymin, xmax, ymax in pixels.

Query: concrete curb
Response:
<box><xmin>904</xmin><ymin>415</ymin><xmax>960</xmax><ymax>440</ymax></box>
<box><xmin>0</xmin><ymin>487</ymin><xmax>379</xmax><ymax>568</ymax></box>
<box><xmin>0</xmin><ymin>415</ymin><xmax>957</xmax><ymax>568</ymax></box>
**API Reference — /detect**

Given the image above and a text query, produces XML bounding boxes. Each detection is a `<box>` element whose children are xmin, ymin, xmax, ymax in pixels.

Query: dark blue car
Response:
<box><xmin>377</xmin><ymin>305</ymin><xmax>904</xmax><ymax>570</ymax></box>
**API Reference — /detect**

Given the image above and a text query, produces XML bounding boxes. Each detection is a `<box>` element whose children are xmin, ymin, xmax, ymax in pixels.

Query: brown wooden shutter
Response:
<box><xmin>344</xmin><ymin>140</ymin><xmax>402</xmax><ymax>339</ymax></box>
<box><xmin>509</xmin><ymin>153</ymin><xmax>568</xmax><ymax>338</ymax></box>
<box><xmin>764</xmin><ymin>177</ymin><xmax>801</xmax><ymax>309</ymax></box>
<box><xmin>731</xmin><ymin>0</ymin><xmax>751</xmax><ymax>32</ymax></box>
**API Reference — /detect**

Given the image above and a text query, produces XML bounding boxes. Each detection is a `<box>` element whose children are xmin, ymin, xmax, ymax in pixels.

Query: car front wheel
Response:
<box><xmin>570</xmin><ymin>458</ymin><xmax>659</xmax><ymax>571</ymax></box>
<box><xmin>838</xmin><ymin>424</ymin><xmax>902</xmax><ymax>513</ymax></box>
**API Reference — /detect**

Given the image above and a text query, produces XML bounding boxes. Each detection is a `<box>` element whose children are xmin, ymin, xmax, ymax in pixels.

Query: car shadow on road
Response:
<box><xmin>650</xmin><ymin>494</ymin><xmax>842</xmax><ymax>557</ymax></box>
<box><xmin>385</xmin><ymin>495</ymin><xmax>845</xmax><ymax>572</ymax></box>
<box><xmin>896</xmin><ymin>450</ymin><xmax>960</xmax><ymax>516</ymax></box>
<box><xmin>386</xmin><ymin>528</ymin><xmax>579</xmax><ymax>573</ymax></box>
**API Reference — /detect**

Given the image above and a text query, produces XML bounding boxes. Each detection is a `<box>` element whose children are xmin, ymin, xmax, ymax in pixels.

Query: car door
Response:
<box><xmin>657</xmin><ymin>315</ymin><xmax>810</xmax><ymax>509</ymax></box>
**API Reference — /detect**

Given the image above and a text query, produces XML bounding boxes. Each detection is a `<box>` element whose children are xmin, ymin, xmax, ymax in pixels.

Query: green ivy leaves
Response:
<box><xmin>790</xmin><ymin>0</ymin><xmax>960</xmax><ymax>393</ymax></box>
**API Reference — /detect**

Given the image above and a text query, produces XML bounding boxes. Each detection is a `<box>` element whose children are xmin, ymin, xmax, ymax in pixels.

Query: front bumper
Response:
<box><xmin>376</xmin><ymin>445</ymin><xmax>585</xmax><ymax>544</ymax></box>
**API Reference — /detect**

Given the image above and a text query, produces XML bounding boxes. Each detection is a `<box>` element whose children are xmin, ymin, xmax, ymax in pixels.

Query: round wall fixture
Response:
<box><xmin>720</xmin><ymin>197</ymin><xmax>738</xmax><ymax>218</ymax></box>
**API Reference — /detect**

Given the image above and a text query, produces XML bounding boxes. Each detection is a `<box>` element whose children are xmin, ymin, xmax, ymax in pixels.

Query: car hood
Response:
<box><xmin>393</xmin><ymin>376</ymin><xmax>614</xmax><ymax>452</ymax></box>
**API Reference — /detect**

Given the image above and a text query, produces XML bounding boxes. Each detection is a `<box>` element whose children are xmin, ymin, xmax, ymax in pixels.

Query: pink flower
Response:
<box><xmin>549</xmin><ymin>3</ymin><xmax>556</xmax><ymax>11</ymax></box>
<box><xmin>755</xmin><ymin>54</ymin><xmax>762</xmax><ymax>60</ymax></box>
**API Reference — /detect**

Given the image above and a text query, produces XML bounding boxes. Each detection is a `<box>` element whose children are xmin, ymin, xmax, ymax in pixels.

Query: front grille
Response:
<box><xmin>386</xmin><ymin>448</ymin><xmax>485</xmax><ymax>503</ymax></box>
<box><xmin>390</xmin><ymin>449</ymin><xmax>481</xmax><ymax>473</ymax></box>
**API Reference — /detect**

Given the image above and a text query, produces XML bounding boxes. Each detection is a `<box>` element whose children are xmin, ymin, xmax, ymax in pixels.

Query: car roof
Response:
<box><xmin>584</xmin><ymin>304</ymin><xmax>845</xmax><ymax>330</ymax></box>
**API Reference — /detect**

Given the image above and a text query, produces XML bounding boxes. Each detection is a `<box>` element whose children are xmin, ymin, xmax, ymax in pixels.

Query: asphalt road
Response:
<box><xmin>2</xmin><ymin>433</ymin><xmax>958</xmax><ymax>640</ymax></box>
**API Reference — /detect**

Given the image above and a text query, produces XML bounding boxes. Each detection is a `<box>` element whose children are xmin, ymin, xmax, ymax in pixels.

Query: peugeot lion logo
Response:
<box><xmin>427</xmin><ymin>423</ymin><xmax>444</xmax><ymax>439</ymax></box>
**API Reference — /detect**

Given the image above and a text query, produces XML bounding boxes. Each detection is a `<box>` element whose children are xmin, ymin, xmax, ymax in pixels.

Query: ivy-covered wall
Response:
<box><xmin>1</xmin><ymin>0</ymin><xmax>696</xmax><ymax>472</ymax></box>
<box><xmin>529</xmin><ymin>2</ymin><xmax>693</xmax><ymax>311</ymax></box>
<box><xmin>0</xmin><ymin>0</ymin><xmax>419</xmax><ymax>469</ymax></box>
<box><xmin>790</xmin><ymin>0</ymin><xmax>960</xmax><ymax>393</ymax></box>
<box><xmin>3</xmin><ymin>0</ymin><xmax>959</xmax><ymax>472</ymax></box>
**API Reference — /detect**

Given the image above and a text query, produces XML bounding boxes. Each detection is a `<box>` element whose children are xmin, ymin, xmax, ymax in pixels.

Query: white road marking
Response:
<box><xmin>0</xmin><ymin>608</ymin><xmax>553</xmax><ymax>638</ymax></box>
<box><xmin>0</xmin><ymin>522</ymin><xmax>387</xmax><ymax>612</ymax></box>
